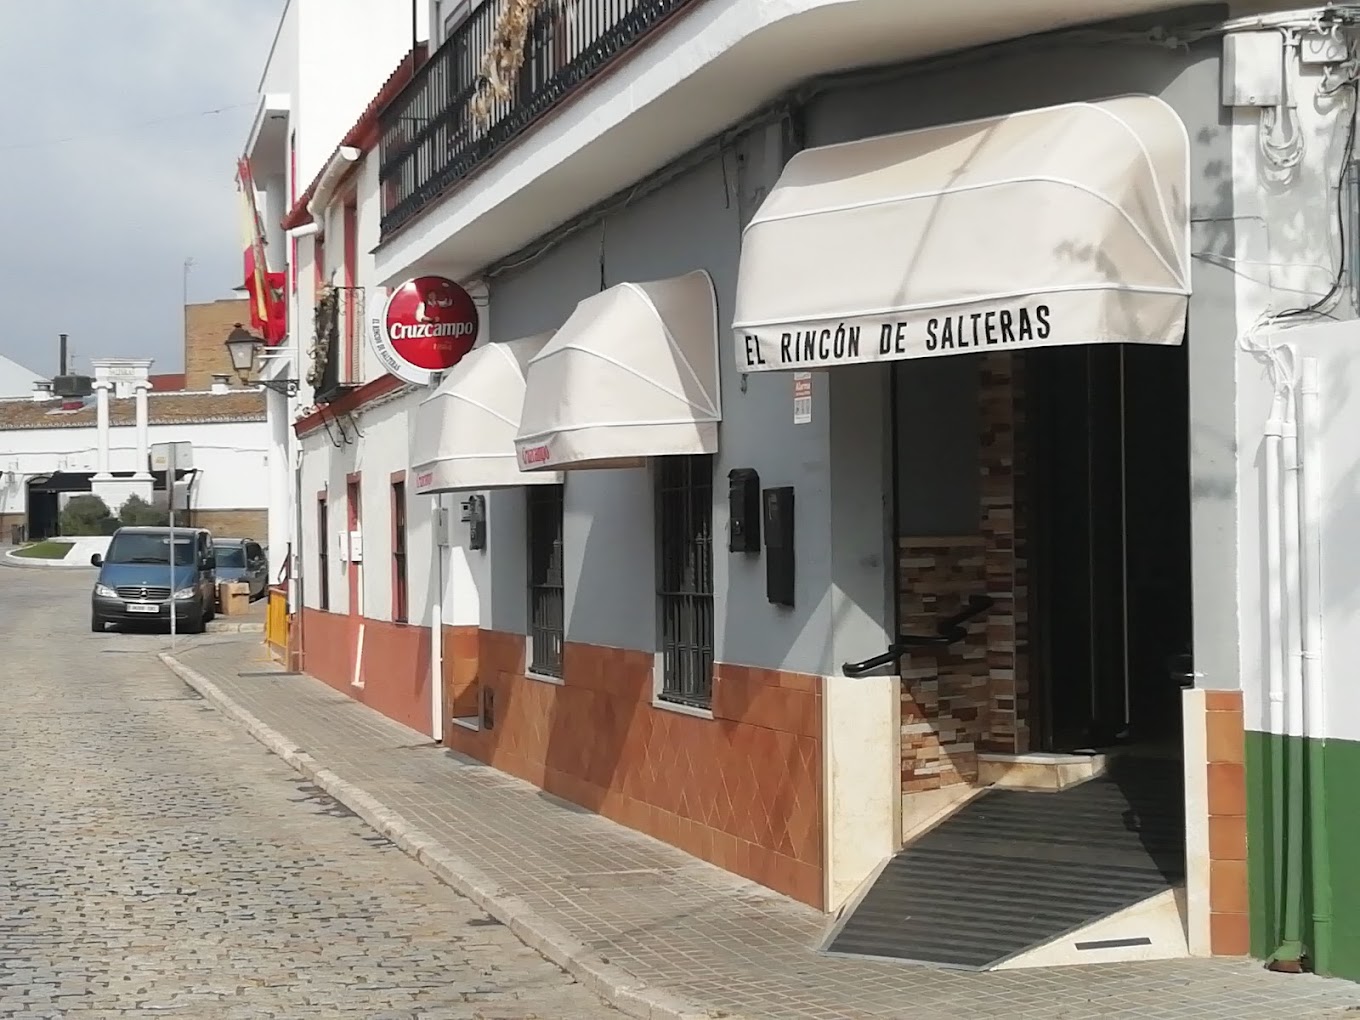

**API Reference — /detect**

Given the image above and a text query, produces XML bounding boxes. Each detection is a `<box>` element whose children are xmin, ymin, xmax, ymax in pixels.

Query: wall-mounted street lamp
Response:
<box><xmin>224</xmin><ymin>323</ymin><xmax>299</xmax><ymax>397</ymax></box>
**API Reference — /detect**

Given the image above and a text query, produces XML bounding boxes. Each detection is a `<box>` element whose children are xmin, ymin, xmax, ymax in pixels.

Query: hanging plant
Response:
<box><xmin>468</xmin><ymin>0</ymin><xmax>547</xmax><ymax>128</ymax></box>
<box><xmin>307</xmin><ymin>284</ymin><xmax>339</xmax><ymax>390</ymax></box>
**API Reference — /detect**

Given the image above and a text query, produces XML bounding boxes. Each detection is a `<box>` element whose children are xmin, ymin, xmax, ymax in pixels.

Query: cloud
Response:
<box><xmin>0</xmin><ymin>0</ymin><xmax>284</xmax><ymax>377</ymax></box>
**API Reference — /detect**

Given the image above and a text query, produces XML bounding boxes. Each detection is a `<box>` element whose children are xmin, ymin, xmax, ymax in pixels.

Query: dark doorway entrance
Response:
<box><xmin>1025</xmin><ymin>342</ymin><xmax>1192</xmax><ymax>753</ymax></box>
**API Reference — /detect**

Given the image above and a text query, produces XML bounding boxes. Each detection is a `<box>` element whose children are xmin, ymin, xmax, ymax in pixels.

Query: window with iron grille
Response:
<box><xmin>392</xmin><ymin>480</ymin><xmax>409</xmax><ymax>624</ymax></box>
<box><xmin>317</xmin><ymin>498</ymin><xmax>330</xmax><ymax>611</ymax></box>
<box><xmin>656</xmin><ymin>455</ymin><xmax>714</xmax><ymax>708</ymax></box>
<box><xmin>526</xmin><ymin>484</ymin><xmax>564</xmax><ymax>677</ymax></box>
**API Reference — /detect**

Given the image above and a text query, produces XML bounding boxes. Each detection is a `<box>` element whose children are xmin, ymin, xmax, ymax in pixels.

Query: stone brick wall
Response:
<box><xmin>194</xmin><ymin>509</ymin><xmax>268</xmax><ymax>542</ymax></box>
<box><xmin>899</xmin><ymin>353</ymin><xmax>1029</xmax><ymax>797</ymax></box>
<box><xmin>0</xmin><ymin>512</ymin><xmax>24</xmax><ymax>543</ymax></box>
<box><xmin>184</xmin><ymin>299</ymin><xmax>252</xmax><ymax>391</ymax></box>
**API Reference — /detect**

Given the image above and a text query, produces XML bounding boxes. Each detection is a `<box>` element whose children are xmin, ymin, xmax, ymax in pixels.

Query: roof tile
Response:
<box><xmin>0</xmin><ymin>390</ymin><xmax>267</xmax><ymax>431</ymax></box>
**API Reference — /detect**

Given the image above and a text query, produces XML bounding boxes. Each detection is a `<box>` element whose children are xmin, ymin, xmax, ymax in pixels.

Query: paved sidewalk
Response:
<box><xmin>163</xmin><ymin>637</ymin><xmax>1360</xmax><ymax>1020</ymax></box>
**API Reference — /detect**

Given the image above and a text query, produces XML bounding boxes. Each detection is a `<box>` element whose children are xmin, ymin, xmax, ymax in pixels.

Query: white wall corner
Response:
<box><xmin>1182</xmin><ymin>686</ymin><xmax>1212</xmax><ymax>956</ymax></box>
<box><xmin>822</xmin><ymin>673</ymin><xmax>899</xmax><ymax>913</ymax></box>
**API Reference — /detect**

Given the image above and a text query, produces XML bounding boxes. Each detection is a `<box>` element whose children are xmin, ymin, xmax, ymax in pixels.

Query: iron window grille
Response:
<box><xmin>392</xmin><ymin>481</ymin><xmax>409</xmax><ymax>624</ymax></box>
<box><xmin>656</xmin><ymin>454</ymin><xmax>714</xmax><ymax>708</ymax></box>
<box><xmin>527</xmin><ymin>484</ymin><xmax>565</xmax><ymax>677</ymax></box>
<box><xmin>317</xmin><ymin>499</ymin><xmax>330</xmax><ymax>611</ymax></box>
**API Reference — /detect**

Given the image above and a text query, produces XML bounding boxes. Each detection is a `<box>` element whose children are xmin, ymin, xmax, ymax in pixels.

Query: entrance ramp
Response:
<box><xmin>823</xmin><ymin>755</ymin><xmax>1185</xmax><ymax>970</ymax></box>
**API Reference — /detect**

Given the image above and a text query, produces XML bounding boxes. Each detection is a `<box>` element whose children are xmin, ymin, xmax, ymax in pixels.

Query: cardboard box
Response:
<box><xmin>218</xmin><ymin>581</ymin><xmax>251</xmax><ymax>616</ymax></box>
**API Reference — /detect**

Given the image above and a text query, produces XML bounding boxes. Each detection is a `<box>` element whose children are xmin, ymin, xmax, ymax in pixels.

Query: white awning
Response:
<box><xmin>514</xmin><ymin>270</ymin><xmax>721</xmax><ymax>471</ymax></box>
<box><xmin>409</xmin><ymin>333</ymin><xmax>563</xmax><ymax>494</ymax></box>
<box><xmin>733</xmin><ymin>95</ymin><xmax>1191</xmax><ymax>373</ymax></box>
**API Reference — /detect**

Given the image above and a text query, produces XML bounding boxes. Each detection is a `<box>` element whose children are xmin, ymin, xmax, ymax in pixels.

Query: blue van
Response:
<box><xmin>90</xmin><ymin>526</ymin><xmax>217</xmax><ymax>633</ymax></box>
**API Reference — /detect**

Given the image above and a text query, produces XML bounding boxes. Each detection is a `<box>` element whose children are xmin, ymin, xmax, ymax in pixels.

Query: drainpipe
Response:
<box><xmin>1270</xmin><ymin>389</ymin><xmax>1306</xmax><ymax>970</ymax></box>
<box><xmin>1299</xmin><ymin>357</ymin><xmax>1331</xmax><ymax>972</ymax></box>
<box><xmin>1263</xmin><ymin>394</ymin><xmax>1287</xmax><ymax>948</ymax></box>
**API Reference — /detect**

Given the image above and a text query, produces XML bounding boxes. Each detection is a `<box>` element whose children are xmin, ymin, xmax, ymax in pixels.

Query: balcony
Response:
<box><xmin>307</xmin><ymin>285</ymin><xmax>353</xmax><ymax>406</ymax></box>
<box><xmin>378</xmin><ymin>0</ymin><xmax>700</xmax><ymax>238</ymax></box>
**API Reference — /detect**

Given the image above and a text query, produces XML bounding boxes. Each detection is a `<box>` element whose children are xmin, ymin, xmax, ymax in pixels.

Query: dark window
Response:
<box><xmin>317</xmin><ymin>499</ymin><xmax>330</xmax><ymax>611</ymax></box>
<box><xmin>217</xmin><ymin>545</ymin><xmax>247</xmax><ymax>568</ymax></box>
<box><xmin>527</xmin><ymin>484</ymin><xmax>564</xmax><ymax>677</ymax></box>
<box><xmin>392</xmin><ymin>481</ymin><xmax>409</xmax><ymax>624</ymax></box>
<box><xmin>656</xmin><ymin>455</ymin><xmax>714</xmax><ymax>708</ymax></box>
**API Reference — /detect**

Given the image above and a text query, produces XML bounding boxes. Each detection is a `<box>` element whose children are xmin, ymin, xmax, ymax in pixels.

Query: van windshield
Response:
<box><xmin>105</xmin><ymin>533</ymin><xmax>194</xmax><ymax>566</ymax></box>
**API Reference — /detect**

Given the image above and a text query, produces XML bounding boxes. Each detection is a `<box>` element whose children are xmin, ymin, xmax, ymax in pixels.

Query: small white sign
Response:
<box><xmin>150</xmin><ymin>441</ymin><xmax>193</xmax><ymax>472</ymax></box>
<box><xmin>792</xmin><ymin>372</ymin><xmax>812</xmax><ymax>424</ymax></box>
<box><xmin>348</xmin><ymin>529</ymin><xmax>364</xmax><ymax>562</ymax></box>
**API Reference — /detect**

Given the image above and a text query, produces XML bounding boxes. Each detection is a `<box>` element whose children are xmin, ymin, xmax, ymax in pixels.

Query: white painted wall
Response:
<box><xmin>1236</xmin><ymin>321</ymin><xmax>1360</xmax><ymax>745</ymax></box>
<box><xmin>0</xmin><ymin>355</ymin><xmax>42</xmax><ymax>399</ymax></box>
<box><xmin>294</xmin><ymin>0</ymin><xmax>429</xmax><ymax>188</ymax></box>
<box><xmin>1230</xmin><ymin>28</ymin><xmax>1360</xmax><ymax>740</ymax></box>
<box><xmin>0</xmin><ymin>418</ymin><xmax>268</xmax><ymax>517</ymax></box>
<box><xmin>296</xmin><ymin>385</ymin><xmax>483</xmax><ymax>631</ymax></box>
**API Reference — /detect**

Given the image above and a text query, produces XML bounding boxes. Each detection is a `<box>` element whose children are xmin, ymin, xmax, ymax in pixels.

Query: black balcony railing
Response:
<box><xmin>379</xmin><ymin>0</ymin><xmax>699</xmax><ymax>237</ymax></box>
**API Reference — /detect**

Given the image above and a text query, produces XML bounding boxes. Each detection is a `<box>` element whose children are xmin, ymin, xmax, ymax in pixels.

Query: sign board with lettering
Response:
<box><xmin>372</xmin><ymin>276</ymin><xmax>480</xmax><ymax>386</ymax></box>
<box><xmin>792</xmin><ymin>372</ymin><xmax>811</xmax><ymax>424</ymax></box>
<box><xmin>737</xmin><ymin>301</ymin><xmax>1059</xmax><ymax>373</ymax></box>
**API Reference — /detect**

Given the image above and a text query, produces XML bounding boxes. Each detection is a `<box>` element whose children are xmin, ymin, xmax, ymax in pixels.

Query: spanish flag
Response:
<box><xmin>236</xmin><ymin>157</ymin><xmax>271</xmax><ymax>329</ymax></box>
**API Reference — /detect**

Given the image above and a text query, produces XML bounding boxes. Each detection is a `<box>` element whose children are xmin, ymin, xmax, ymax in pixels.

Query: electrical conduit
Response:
<box><xmin>1270</xmin><ymin>390</ymin><xmax>1307</xmax><ymax>969</ymax></box>
<box><xmin>1263</xmin><ymin>395</ymin><xmax>1287</xmax><ymax>953</ymax></box>
<box><xmin>1299</xmin><ymin>357</ymin><xmax>1331</xmax><ymax>972</ymax></box>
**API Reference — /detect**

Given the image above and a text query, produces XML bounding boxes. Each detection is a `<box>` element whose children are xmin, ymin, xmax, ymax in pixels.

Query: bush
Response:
<box><xmin>118</xmin><ymin>495</ymin><xmax>169</xmax><ymax>528</ymax></box>
<box><xmin>59</xmin><ymin>494</ymin><xmax>113</xmax><ymax>536</ymax></box>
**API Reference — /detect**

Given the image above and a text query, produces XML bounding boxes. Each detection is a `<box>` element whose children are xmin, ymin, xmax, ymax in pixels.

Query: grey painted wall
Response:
<box><xmin>484</xmin><ymin>17</ymin><xmax>1237</xmax><ymax>684</ymax></box>
<box><xmin>488</xmin><ymin>140</ymin><xmax>836</xmax><ymax>670</ymax></box>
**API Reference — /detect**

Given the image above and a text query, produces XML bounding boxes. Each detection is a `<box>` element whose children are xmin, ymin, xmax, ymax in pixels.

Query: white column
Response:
<box><xmin>93</xmin><ymin>382</ymin><xmax>112</xmax><ymax>478</ymax></box>
<box><xmin>133</xmin><ymin>381</ymin><xmax>152</xmax><ymax>478</ymax></box>
<box><xmin>267</xmin><ymin>389</ymin><xmax>291</xmax><ymax>567</ymax></box>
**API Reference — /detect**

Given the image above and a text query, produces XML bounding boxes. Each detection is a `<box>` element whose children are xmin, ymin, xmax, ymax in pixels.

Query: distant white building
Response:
<box><xmin>0</xmin><ymin>354</ymin><xmax>42</xmax><ymax>399</ymax></box>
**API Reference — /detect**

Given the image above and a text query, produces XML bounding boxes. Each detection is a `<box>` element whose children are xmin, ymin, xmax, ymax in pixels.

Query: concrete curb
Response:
<box><xmin>205</xmin><ymin>620</ymin><xmax>264</xmax><ymax>634</ymax></box>
<box><xmin>158</xmin><ymin>652</ymin><xmax>730</xmax><ymax>1020</ymax></box>
<box><xmin>2</xmin><ymin>549</ymin><xmax>94</xmax><ymax>570</ymax></box>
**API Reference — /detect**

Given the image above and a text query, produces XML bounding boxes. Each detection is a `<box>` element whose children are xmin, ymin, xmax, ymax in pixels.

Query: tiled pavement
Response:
<box><xmin>167</xmin><ymin>636</ymin><xmax>1360</xmax><ymax>1020</ymax></box>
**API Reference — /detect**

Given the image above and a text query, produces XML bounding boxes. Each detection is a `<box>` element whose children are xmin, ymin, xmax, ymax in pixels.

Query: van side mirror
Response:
<box><xmin>204</xmin><ymin>555</ymin><xmax>216</xmax><ymax>570</ymax></box>
<box><xmin>90</xmin><ymin>553</ymin><xmax>103</xmax><ymax>567</ymax></box>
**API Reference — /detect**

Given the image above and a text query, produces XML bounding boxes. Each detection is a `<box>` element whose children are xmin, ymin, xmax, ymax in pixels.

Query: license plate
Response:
<box><xmin>126</xmin><ymin>603</ymin><xmax>160</xmax><ymax>614</ymax></box>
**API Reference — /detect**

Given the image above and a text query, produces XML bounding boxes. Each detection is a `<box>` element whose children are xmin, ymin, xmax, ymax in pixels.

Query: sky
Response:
<box><xmin>0</xmin><ymin>1</ymin><xmax>285</xmax><ymax>378</ymax></box>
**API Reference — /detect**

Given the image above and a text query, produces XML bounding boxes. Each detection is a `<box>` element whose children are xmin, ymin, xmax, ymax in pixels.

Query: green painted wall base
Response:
<box><xmin>1247</xmin><ymin>731</ymin><xmax>1360</xmax><ymax>980</ymax></box>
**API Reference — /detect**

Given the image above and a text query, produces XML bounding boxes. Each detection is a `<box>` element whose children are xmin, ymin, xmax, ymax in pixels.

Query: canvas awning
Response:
<box><xmin>409</xmin><ymin>333</ymin><xmax>563</xmax><ymax>494</ymax></box>
<box><xmin>733</xmin><ymin>95</ymin><xmax>1191</xmax><ymax>373</ymax></box>
<box><xmin>514</xmin><ymin>270</ymin><xmax>721</xmax><ymax>471</ymax></box>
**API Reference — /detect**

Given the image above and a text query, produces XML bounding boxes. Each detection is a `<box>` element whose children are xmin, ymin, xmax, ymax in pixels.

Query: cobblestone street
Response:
<box><xmin>0</xmin><ymin>566</ymin><xmax>615</xmax><ymax>1018</ymax></box>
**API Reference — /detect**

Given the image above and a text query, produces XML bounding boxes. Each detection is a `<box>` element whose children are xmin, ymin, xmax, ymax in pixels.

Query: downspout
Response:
<box><xmin>1263</xmin><ymin>394</ymin><xmax>1287</xmax><ymax>949</ymax></box>
<box><xmin>431</xmin><ymin>495</ymin><xmax>445</xmax><ymax>743</ymax></box>
<box><xmin>1299</xmin><ymin>357</ymin><xmax>1331</xmax><ymax>972</ymax></box>
<box><xmin>1270</xmin><ymin>387</ymin><xmax>1306</xmax><ymax>970</ymax></box>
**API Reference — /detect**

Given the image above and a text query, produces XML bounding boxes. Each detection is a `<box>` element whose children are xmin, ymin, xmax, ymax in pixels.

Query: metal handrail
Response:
<box><xmin>841</xmin><ymin>595</ymin><xmax>996</xmax><ymax>677</ymax></box>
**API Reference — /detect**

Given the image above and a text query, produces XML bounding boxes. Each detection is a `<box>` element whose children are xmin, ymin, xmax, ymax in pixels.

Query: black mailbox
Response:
<box><xmin>728</xmin><ymin>468</ymin><xmax>761</xmax><ymax>553</ymax></box>
<box><xmin>763</xmin><ymin>486</ymin><xmax>795</xmax><ymax>607</ymax></box>
<box><xmin>461</xmin><ymin>494</ymin><xmax>487</xmax><ymax>551</ymax></box>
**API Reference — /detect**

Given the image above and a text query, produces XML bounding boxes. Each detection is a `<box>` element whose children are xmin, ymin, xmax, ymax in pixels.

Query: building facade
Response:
<box><xmin>253</xmin><ymin>0</ymin><xmax>1360</xmax><ymax>978</ymax></box>
<box><xmin>0</xmin><ymin>300</ymin><xmax>271</xmax><ymax>544</ymax></box>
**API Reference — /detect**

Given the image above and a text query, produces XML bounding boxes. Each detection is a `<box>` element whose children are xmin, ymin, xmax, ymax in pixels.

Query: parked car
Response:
<box><xmin>90</xmin><ymin>526</ymin><xmax>217</xmax><ymax>633</ymax></box>
<box><xmin>213</xmin><ymin>538</ymin><xmax>269</xmax><ymax>600</ymax></box>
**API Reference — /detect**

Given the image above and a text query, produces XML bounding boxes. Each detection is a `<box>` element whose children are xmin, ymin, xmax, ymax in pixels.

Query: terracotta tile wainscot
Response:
<box><xmin>442</xmin><ymin>627</ymin><xmax>825</xmax><ymax>908</ymax></box>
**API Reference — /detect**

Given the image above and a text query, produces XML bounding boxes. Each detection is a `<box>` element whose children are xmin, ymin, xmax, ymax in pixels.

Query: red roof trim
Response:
<box><xmin>294</xmin><ymin>374</ymin><xmax>406</xmax><ymax>437</ymax></box>
<box><xmin>280</xmin><ymin>44</ymin><xmax>428</xmax><ymax>231</ymax></box>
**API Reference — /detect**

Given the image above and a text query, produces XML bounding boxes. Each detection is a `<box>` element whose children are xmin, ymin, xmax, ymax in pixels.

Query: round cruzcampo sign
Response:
<box><xmin>373</xmin><ymin>276</ymin><xmax>480</xmax><ymax>385</ymax></box>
